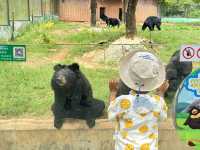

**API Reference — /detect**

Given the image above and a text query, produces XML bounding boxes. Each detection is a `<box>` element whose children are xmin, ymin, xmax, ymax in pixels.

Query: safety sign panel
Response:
<box><xmin>180</xmin><ymin>45</ymin><xmax>200</xmax><ymax>62</ymax></box>
<box><xmin>0</xmin><ymin>45</ymin><xmax>26</xmax><ymax>61</ymax></box>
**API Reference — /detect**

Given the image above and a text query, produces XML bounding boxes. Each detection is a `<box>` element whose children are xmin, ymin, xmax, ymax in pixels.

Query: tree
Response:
<box><xmin>90</xmin><ymin>0</ymin><xmax>97</xmax><ymax>27</ymax></box>
<box><xmin>125</xmin><ymin>0</ymin><xmax>138</xmax><ymax>38</ymax></box>
<box><xmin>122</xmin><ymin>0</ymin><xmax>128</xmax><ymax>23</ymax></box>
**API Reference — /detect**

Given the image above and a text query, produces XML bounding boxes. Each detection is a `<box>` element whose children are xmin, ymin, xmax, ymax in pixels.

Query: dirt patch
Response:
<box><xmin>75</xmin><ymin>50</ymin><xmax>105</xmax><ymax>69</ymax></box>
<box><xmin>76</xmin><ymin>36</ymin><xmax>152</xmax><ymax>69</ymax></box>
<box><xmin>23</xmin><ymin>48</ymin><xmax>69</xmax><ymax>68</ymax></box>
<box><xmin>50</xmin><ymin>28</ymin><xmax>82</xmax><ymax>36</ymax></box>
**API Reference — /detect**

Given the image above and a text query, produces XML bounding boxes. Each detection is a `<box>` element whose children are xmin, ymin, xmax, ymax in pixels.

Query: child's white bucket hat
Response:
<box><xmin>119</xmin><ymin>50</ymin><xmax>166</xmax><ymax>91</ymax></box>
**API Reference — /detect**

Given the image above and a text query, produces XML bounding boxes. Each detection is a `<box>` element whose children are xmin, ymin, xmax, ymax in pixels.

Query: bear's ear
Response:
<box><xmin>54</xmin><ymin>64</ymin><xmax>65</xmax><ymax>71</ymax></box>
<box><xmin>68</xmin><ymin>63</ymin><xmax>80</xmax><ymax>72</ymax></box>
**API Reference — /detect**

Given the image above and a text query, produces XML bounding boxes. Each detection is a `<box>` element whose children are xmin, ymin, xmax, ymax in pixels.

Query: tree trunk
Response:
<box><xmin>90</xmin><ymin>0</ymin><xmax>97</xmax><ymax>27</ymax></box>
<box><xmin>122</xmin><ymin>0</ymin><xmax>129</xmax><ymax>23</ymax></box>
<box><xmin>126</xmin><ymin>0</ymin><xmax>138</xmax><ymax>39</ymax></box>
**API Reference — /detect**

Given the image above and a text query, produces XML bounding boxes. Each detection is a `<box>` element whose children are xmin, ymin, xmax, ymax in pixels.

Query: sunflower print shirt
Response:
<box><xmin>108</xmin><ymin>91</ymin><xmax>168</xmax><ymax>150</ymax></box>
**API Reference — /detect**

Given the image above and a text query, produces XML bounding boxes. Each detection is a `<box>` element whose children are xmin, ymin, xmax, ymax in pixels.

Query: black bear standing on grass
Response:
<box><xmin>142</xmin><ymin>16</ymin><xmax>162</xmax><ymax>31</ymax></box>
<box><xmin>100</xmin><ymin>14</ymin><xmax>120</xmax><ymax>28</ymax></box>
<box><xmin>51</xmin><ymin>63</ymin><xmax>105</xmax><ymax>129</ymax></box>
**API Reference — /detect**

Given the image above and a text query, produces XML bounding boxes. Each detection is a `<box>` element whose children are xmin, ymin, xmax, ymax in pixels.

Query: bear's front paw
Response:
<box><xmin>54</xmin><ymin>119</ymin><xmax>64</xmax><ymax>129</ymax></box>
<box><xmin>86</xmin><ymin>119</ymin><xmax>95</xmax><ymax>128</ymax></box>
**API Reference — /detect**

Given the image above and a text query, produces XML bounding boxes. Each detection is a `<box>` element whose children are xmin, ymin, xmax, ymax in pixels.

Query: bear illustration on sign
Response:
<box><xmin>51</xmin><ymin>63</ymin><xmax>105</xmax><ymax>129</ymax></box>
<box><xmin>184</xmin><ymin>100</ymin><xmax>200</xmax><ymax>129</ymax></box>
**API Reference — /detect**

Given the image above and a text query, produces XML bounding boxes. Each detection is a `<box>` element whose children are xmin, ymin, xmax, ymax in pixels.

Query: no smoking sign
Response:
<box><xmin>180</xmin><ymin>45</ymin><xmax>200</xmax><ymax>62</ymax></box>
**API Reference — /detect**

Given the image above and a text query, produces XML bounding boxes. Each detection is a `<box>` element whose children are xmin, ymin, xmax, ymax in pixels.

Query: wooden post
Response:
<box><xmin>31</xmin><ymin>10</ymin><xmax>34</xmax><ymax>23</ymax></box>
<box><xmin>125</xmin><ymin>0</ymin><xmax>138</xmax><ymax>39</ymax></box>
<box><xmin>11</xmin><ymin>12</ymin><xmax>15</xmax><ymax>41</ymax></box>
<box><xmin>27</xmin><ymin>0</ymin><xmax>31</xmax><ymax>21</ymax></box>
<box><xmin>122</xmin><ymin>0</ymin><xmax>127</xmax><ymax>23</ymax></box>
<box><xmin>6</xmin><ymin>0</ymin><xmax>10</xmax><ymax>26</ymax></box>
<box><xmin>90</xmin><ymin>0</ymin><xmax>97</xmax><ymax>27</ymax></box>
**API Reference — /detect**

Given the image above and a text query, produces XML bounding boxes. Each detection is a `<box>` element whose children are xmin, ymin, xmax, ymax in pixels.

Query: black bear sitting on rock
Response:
<box><xmin>142</xmin><ymin>16</ymin><xmax>161</xmax><ymax>31</ymax></box>
<box><xmin>51</xmin><ymin>63</ymin><xmax>105</xmax><ymax>129</ymax></box>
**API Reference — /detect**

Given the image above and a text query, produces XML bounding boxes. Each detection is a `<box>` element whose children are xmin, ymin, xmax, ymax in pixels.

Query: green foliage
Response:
<box><xmin>160</xmin><ymin>0</ymin><xmax>200</xmax><ymax>17</ymax></box>
<box><xmin>138</xmin><ymin>24</ymin><xmax>200</xmax><ymax>62</ymax></box>
<box><xmin>193</xmin><ymin>0</ymin><xmax>200</xmax><ymax>3</ymax></box>
<box><xmin>190</xmin><ymin>9</ymin><xmax>200</xmax><ymax>17</ymax></box>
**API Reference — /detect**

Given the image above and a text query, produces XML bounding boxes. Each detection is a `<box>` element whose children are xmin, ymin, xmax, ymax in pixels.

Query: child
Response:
<box><xmin>108</xmin><ymin>51</ymin><xmax>169</xmax><ymax>150</ymax></box>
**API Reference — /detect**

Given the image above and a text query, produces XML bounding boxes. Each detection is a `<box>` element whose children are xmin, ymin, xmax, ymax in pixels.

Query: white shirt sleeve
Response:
<box><xmin>107</xmin><ymin>95</ymin><xmax>131</xmax><ymax>121</ymax></box>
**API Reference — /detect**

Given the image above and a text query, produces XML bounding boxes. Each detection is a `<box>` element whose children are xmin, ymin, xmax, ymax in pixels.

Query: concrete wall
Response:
<box><xmin>0</xmin><ymin>118</ymin><xmax>194</xmax><ymax>150</ymax></box>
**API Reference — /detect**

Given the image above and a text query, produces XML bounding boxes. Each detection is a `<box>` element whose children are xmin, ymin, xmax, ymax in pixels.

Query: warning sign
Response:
<box><xmin>180</xmin><ymin>45</ymin><xmax>200</xmax><ymax>62</ymax></box>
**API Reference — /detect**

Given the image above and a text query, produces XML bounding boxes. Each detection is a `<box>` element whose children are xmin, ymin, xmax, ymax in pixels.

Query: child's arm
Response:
<box><xmin>108</xmin><ymin>80</ymin><xmax>119</xmax><ymax>120</ymax></box>
<box><xmin>108</xmin><ymin>80</ymin><xmax>128</xmax><ymax>120</ymax></box>
<box><xmin>109</xmin><ymin>80</ymin><xmax>118</xmax><ymax>103</ymax></box>
<box><xmin>156</xmin><ymin>80</ymin><xmax>169</xmax><ymax>98</ymax></box>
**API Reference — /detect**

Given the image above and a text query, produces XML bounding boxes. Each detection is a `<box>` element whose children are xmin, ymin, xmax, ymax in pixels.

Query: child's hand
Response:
<box><xmin>156</xmin><ymin>80</ymin><xmax>169</xmax><ymax>96</ymax></box>
<box><xmin>109</xmin><ymin>79</ymin><xmax>119</xmax><ymax>93</ymax></box>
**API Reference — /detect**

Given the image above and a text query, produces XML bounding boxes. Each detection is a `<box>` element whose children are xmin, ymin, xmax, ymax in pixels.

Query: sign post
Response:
<box><xmin>0</xmin><ymin>45</ymin><xmax>26</xmax><ymax>61</ymax></box>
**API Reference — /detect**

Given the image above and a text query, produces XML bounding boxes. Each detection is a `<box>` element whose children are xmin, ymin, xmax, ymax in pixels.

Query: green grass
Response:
<box><xmin>176</xmin><ymin>118</ymin><xmax>200</xmax><ymax>150</ymax></box>
<box><xmin>65</xmin><ymin>26</ymin><xmax>125</xmax><ymax>56</ymax></box>
<box><xmin>0</xmin><ymin>21</ymin><xmax>199</xmax><ymax>118</ymax></box>
<box><xmin>138</xmin><ymin>24</ymin><xmax>200</xmax><ymax>62</ymax></box>
<box><xmin>1</xmin><ymin>21</ymin><xmax>200</xmax><ymax>149</ymax></box>
<box><xmin>0</xmin><ymin>62</ymin><xmax>117</xmax><ymax>117</ymax></box>
<box><xmin>0</xmin><ymin>21</ymin><xmax>121</xmax><ymax>117</ymax></box>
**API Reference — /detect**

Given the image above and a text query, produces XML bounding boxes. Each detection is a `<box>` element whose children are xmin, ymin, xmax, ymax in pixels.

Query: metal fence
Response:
<box><xmin>0</xmin><ymin>0</ymin><xmax>56</xmax><ymax>26</ymax></box>
<box><xmin>0</xmin><ymin>0</ymin><xmax>9</xmax><ymax>26</ymax></box>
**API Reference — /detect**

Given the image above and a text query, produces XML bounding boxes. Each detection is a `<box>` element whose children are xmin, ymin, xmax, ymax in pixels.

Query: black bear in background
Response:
<box><xmin>142</xmin><ymin>16</ymin><xmax>162</xmax><ymax>31</ymax></box>
<box><xmin>165</xmin><ymin>50</ymin><xmax>192</xmax><ymax>97</ymax></box>
<box><xmin>51</xmin><ymin>63</ymin><xmax>105</xmax><ymax>129</ymax></box>
<box><xmin>100</xmin><ymin>13</ymin><xmax>120</xmax><ymax>28</ymax></box>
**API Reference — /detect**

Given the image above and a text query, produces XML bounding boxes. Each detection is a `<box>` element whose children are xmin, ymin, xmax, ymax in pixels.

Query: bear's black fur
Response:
<box><xmin>142</xmin><ymin>16</ymin><xmax>161</xmax><ymax>31</ymax></box>
<box><xmin>165</xmin><ymin>50</ymin><xmax>192</xmax><ymax>97</ymax></box>
<box><xmin>100</xmin><ymin>14</ymin><xmax>120</xmax><ymax>28</ymax></box>
<box><xmin>51</xmin><ymin>63</ymin><xmax>105</xmax><ymax>129</ymax></box>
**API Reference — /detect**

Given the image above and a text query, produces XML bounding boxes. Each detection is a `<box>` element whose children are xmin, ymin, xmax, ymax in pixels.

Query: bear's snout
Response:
<box><xmin>55</xmin><ymin>75</ymin><xmax>67</xmax><ymax>86</ymax></box>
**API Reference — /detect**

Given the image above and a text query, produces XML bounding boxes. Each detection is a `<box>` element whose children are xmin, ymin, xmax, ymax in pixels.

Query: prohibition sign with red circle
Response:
<box><xmin>183</xmin><ymin>47</ymin><xmax>195</xmax><ymax>59</ymax></box>
<box><xmin>197</xmin><ymin>48</ymin><xmax>200</xmax><ymax>58</ymax></box>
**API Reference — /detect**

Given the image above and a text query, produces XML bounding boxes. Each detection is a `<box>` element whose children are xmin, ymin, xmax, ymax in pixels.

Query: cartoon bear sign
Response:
<box><xmin>175</xmin><ymin>69</ymin><xmax>200</xmax><ymax>146</ymax></box>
